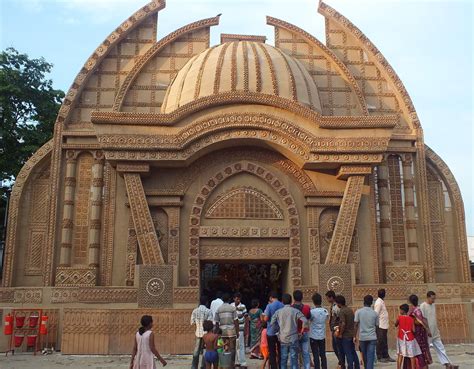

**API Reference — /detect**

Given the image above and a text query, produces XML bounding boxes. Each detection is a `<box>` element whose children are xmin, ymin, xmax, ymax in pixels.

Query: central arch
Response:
<box><xmin>188</xmin><ymin>160</ymin><xmax>302</xmax><ymax>288</ymax></box>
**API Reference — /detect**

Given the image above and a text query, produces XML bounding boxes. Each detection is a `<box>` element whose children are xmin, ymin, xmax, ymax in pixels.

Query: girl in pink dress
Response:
<box><xmin>130</xmin><ymin>315</ymin><xmax>168</xmax><ymax>369</ymax></box>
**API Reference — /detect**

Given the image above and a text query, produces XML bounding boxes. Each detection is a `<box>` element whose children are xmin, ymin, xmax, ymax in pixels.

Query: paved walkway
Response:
<box><xmin>1</xmin><ymin>344</ymin><xmax>474</xmax><ymax>368</ymax></box>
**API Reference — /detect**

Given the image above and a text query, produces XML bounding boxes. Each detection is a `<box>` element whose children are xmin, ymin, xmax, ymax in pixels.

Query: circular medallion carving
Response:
<box><xmin>146</xmin><ymin>278</ymin><xmax>165</xmax><ymax>297</ymax></box>
<box><xmin>327</xmin><ymin>276</ymin><xmax>345</xmax><ymax>294</ymax></box>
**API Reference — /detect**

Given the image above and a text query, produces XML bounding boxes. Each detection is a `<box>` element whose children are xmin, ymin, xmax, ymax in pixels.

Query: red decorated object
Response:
<box><xmin>4</xmin><ymin>314</ymin><xmax>13</xmax><ymax>335</ymax></box>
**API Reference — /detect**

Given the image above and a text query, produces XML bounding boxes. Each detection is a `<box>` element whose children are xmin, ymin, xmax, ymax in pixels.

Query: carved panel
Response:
<box><xmin>173</xmin><ymin>287</ymin><xmax>199</xmax><ymax>304</ymax></box>
<box><xmin>55</xmin><ymin>266</ymin><xmax>98</xmax><ymax>287</ymax></box>
<box><xmin>51</xmin><ymin>288</ymin><xmax>137</xmax><ymax>304</ymax></box>
<box><xmin>200</xmin><ymin>245</ymin><xmax>289</xmax><ymax>260</ymax></box>
<box><xmin>24</xmin><ymin>168</ymin><xmax>50</xmax><ymax>275</ymax></box>
<box><xmin>138</xmin><ymin>265</ymin><xmax>173</xmax><ymax>308</ymax></box>
<box><xmin>165</xmin><ymin>207</ymin><xmax>180</xmax><ymax>266</ymax></box>
<box><xmin>385</xmin><ymin>265</ymin><xmax>424</xmax><ymax>284</ymax></box>
<box><xmin>205</xmin><ymin>187</ymin><xmax>283</xmax><ymax>219</ymax></box>
<box><xmin>72</xmin><ymin>153</ymin><xmax>94</xmax><ymax>265</ymax></box>
<box><xmin>199</xmin><ymin>226</ymin><xmax>289</xmax><ymax>238</ymax></box>
<box><xmin>319</xmin><ymin>208</ymin><xmax>338</xmax><ymax>263</ymax></box>
<box><xmin>124</xmin><ymin>173</ymin><xmax>164</xmax><ymax>265</ymax></box>
<box><xmin>151</xmin><ymin>208</ymin><xmax>169</xmax><ymax>263</ymax></box>
<box><xmin>427</xmin><ymin>166</ymin><xmax>449</xmax><ymax>270</ymax></box>
<box><xmin>61</xmin><ymin>308</ymin><xmax>194</xmax><ymax>355</ymax></box>
<box><xmin>325</xmin><ymin>175</ymin><xmax>364</xmax><ymax>264</ymax></box>
<box><xmin>319</xmin><ymin>264</ymin><xmax>352</xmax><ymax>305</ymax></box>
<box><xmin>125</xmin><ymin>215</ymin><xmax>138</xmax><ymax>286</ymax></box>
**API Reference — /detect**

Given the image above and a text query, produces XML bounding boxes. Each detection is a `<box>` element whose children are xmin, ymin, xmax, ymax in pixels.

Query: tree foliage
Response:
<box><xmin>0</xmin><ymin>47</ymin><xmax>64</xmax><ymax>187</ymax></box>
<box><xmin>0</xmin><ymin>48</ymin><xmax>64</xmax><ymax>244</ymax></box>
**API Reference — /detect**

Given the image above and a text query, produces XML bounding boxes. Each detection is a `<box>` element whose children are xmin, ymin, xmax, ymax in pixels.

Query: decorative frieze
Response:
<box><xmin>385</xmin><ymin>265</ymin><xmax>424</xmax><ymax>284</ymax></box>
<box><xmin>200</xmin><ymin>245</ymin><xmax>289</xmax><ymax>260</ymax></box>
<box><xmin>51</xmin><ymin>287</ymin><xmax>137</xmax><ymax>304</ymax></box>
<box><xmin>55</xmin><ymin>266</ymin><xmax>98</xmax><ymax>287</ymax></box>
<box><xmin>199</xmin><ymin>226</ymin><xmax>289</xmax><ymax>238</ymax></box>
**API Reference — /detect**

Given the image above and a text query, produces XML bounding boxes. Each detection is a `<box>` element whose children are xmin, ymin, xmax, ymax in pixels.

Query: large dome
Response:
<box><xmin>161</xmin><ymin>41</ymin><xmax>322</xmax><ymax>113</ymax></box>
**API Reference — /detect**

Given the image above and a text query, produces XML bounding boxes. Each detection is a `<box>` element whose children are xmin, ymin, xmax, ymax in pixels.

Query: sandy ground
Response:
<box><xmin>1</xmin><ymin>344</ymin><xmax>474</xmax><ymax>369</ymax></box>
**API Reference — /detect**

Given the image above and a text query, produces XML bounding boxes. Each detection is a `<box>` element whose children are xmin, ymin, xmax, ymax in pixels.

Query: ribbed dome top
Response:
<box><xmin>161</xmin><ymin>41</ymin><xmax>321</xmax><ymax>113</ymax></box>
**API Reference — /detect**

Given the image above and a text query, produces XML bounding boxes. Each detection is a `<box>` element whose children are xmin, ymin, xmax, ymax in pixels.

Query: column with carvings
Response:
<box><xmin>377</xmin><ymin>158</ymin><xmax>393</xmax><ymax>266</ymax></box>
<box><xmin>58</xmin><ymin>150</ymin><xmax>77</xmax><ymax>267</ymax></box>
<box><xmin>402</xmin><ymin>154</ymin><xmax>419</xmax><ymax>264</ymax></box>
<box><xmin>87</xmin><ymin>152</ymin><xmax>105</xmax><ymax>271</ymax></box>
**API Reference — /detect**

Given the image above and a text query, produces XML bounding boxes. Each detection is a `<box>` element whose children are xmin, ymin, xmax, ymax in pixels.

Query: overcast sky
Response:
<box><xmin>1</xmin><ymin>0</ymin><xmax>473</xmax><ymax>242</ymax></box>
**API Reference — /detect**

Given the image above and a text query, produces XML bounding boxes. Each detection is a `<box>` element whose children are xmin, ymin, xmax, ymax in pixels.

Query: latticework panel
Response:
<box><xmin>275</xmin><ymin>27</ymin><xmax>362</xmax><ymax>116</ymax></box>
<box><xmin>24</xmin><ymin>167</ymin><xmax>50</xmax><ymax>275</ymax></box>
<box><xmin>72</xmin><ymin>153</ymin><xmax>94</xmax><ymax>265</ymax></box>
<box><xmin>387</xmin><ymin>155</ymin><xmax>407</xmax><ymax>262</ymax></box>
<box><xmin>205</xmin><ymin>187</ymin><xmax>283</xmax><ymax>220</ymax></box>
<box><xmin>122</xmin><ymin>28</ymin><xmax>211</xmax><ymax>113</ymax></box>
<box><xmin>324</xmin><ymin>19</ymin><xmax>410</xmax><ymax>131</ymax></box>
<box><xmin>68</xmin><ymin>15</ymin><xmax>158</xmax><ymax>126</ymax></box>
<box><xmin>427</xmin><ymin>166</ymin><xmax>449</xmax><ymax>270</ymax></box>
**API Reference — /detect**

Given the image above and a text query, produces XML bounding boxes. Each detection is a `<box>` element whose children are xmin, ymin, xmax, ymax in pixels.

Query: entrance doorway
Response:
<box><xmin>200</xmin><ymin>262</ymin><xmax>285</xmax><ymax>309</ymax></box>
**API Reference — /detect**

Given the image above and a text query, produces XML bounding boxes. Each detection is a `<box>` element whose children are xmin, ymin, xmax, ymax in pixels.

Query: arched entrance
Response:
<box><xmin>188</xmin><ymin>160</ymin><xmax>302</xmax><ymax>303</ymax></box>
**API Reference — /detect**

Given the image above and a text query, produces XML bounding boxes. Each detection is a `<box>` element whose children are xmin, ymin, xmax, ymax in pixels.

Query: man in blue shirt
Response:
<box><xmin>262</xmin><ymin>291</ymin><xmax>284</xmax><ymax>369</ymax></box>
<box><xmin>309</xmin><ymin>293</ymin><xmax>329</xmax><ymax>369</ymax></box>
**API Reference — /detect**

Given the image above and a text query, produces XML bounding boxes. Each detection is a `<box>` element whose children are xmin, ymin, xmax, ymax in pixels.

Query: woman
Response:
<box><xmin>407</xmin><ymin>295</ymin><xmax>432</xmax><ymax>369</ymax></box>
<box><xmin>248</xmin><ymin>298</ymin><xmax>263</xmax><ymax>359</ymax></box>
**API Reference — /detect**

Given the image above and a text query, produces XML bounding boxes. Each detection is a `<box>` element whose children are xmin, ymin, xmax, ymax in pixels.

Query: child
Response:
<box><xmin>260</xmin><ymin>321</ymin><xmax>269</xmax><ymax>369</ymax></box>
<box><xmin>215</xmin><ymin>328</ymin><xmax>225</xmax><ymax>369</ymax></box>
<box><xmin>203</xmin><ymin>320</ymin><xmax>219</xmax><ymax>369</ymax></box>
<box><xmin>395</xmin><ymin>304</ymin><xmax>421</xmax><ymax>369</ymax></box>
<box><xmin>130</xmin><ymin>315</ymin><xmax>167</xmax><ymax>369</ymax></box>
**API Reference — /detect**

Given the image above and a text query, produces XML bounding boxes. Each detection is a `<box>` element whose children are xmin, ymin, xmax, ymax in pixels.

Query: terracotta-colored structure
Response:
<box><xmin>1</xmin><ymin>0</ymin><xmax>472</xmax><ymax>354</ymax></box>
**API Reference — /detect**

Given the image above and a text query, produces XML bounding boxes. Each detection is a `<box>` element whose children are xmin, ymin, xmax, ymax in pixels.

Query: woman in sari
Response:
<box><xmin>249</xmin><ymin>299</ymin><xmax>263</xmax><ymax>359</ymax></box>
<box><xmin>407</xmin><ymin>294</ymin><xmax>433</xmax><ymax>369</ymax></box>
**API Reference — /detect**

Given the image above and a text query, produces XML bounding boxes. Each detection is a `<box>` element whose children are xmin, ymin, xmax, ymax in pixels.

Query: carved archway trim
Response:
<box><xmin>174</xmin><ymin>147</ymin><xmax>318</xmax><ymax>196</ymax></box>
<box><xmin>266</xmin><ymin>16</ymin><xmax>368</xmax><ymax>115</ymax></box>
<box><xmin>113</xmin><ymin>15</ymin><xmax>221</xmax><ymax>112</ymax></box>
<box><xmin>425</xmin><ymin>145</ymin><xmax>470</xmax><ymax>282</ymax></box>
<box><xmin>2</xmin><ymin>140</ymin><xmax>53</xmax><ymax>286</ymax></box>
<box><xmin>188</xmin><ymin>161</ymin><xmax>302</xmax><ymax>287</ymax></box>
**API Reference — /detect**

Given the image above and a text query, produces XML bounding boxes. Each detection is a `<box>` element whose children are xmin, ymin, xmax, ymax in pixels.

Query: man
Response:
<box><xmin>325</xmin><ymin>290</ymin><xmax>344</xmax><ymax>369</ymax></box>
<box><xmin>420</xmin><ymin>291</ymin><xmax>454</xmax><ymax>368</ymax></box>
<box><xmin>309</xmin><ymin>293</ymin><xmax>329</xmax><ymax>369</ymax></box>
<box><xmin>231</xmin><ymin>292</ymin><xmax>248</xmax><ymax>368</ymax></box>
<box><xmin>373</xmin><ymin>289</ymin><xmax>395</xmax><ymax>363</ymax></box>
<box><xmin>191</xmin><ymin>295</ymin><xmax>213</xmax><ymax>369</ymax></box>
<box><xmin>271</xmin><ymin>293</ymin><xmax>307</xmax><ymax>369</ymax></box>
<box><xmin>215</xmin><ymin>293</ymin><xmax>240</xmax><ymax>369</ymax></box>
<box><xmin>262</xmin><ymin>291</ymin><xmax>284</xmax><ymax>369</ymax></box>
<box><xmin>292</xmin><ymin>290</ymin><xmax>311</xmax><ymax>369</ymax></box>
<box><xmin>210</xmin><ymin>291</ymin><xmax>224</xmax><ymax>323</ymax></box>
<box><xmin>336</xmin><ymin>295</ymin><xmax>359</xmax><ymax>369</ymax></box>
<box><xmin>354</xmin><ymin>295</ymin><xmax>378</xmax><ymax>369</ymax></box>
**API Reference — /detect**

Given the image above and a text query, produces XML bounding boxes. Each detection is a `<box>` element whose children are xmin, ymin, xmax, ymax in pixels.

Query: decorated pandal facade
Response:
<box><xmin>1</xmin><ymin>0</ymin><xmax>473</xmax><ymax>354</ymax></box>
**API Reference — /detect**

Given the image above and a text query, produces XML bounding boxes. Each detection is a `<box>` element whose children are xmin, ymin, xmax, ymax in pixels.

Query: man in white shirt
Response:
<box><xmin>420</xmin><ymin>291</ymin><xmax>454</xmax><ymax>368</ymax></box>
<box><xmin>210</xmin><ymin>291</ymin><xmax>224</xmax><ymax>323</ymax></box>
<box><xmin>191</xmin><ymin>296</ymin><xmax>213</xmax><ymax>369</ymax></box>
<box><xmin>373</xmin><ymin>289</ymin><xmax>395</xmax><ymax>362</ymax></box>
<box><xmin>231</xmin><ymin>292</ymin><xmax>249</xmax><ymax>368</ymax></box>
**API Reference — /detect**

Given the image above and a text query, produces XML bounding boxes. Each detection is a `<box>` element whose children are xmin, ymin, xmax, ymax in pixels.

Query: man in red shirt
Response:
<box><xmin>292</xmin><ymin>290</ymin><xmax>311</xmax><ymax>369</ymax></box>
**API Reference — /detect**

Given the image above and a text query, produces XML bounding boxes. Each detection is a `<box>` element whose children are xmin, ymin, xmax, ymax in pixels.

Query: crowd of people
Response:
<box><xmin>129</xmin><ymin>288</ymin><xmax>456</xmax><ymax>369</ymax></box>
<box><xmin>188</xmin><ymin>289</ymin><xmax>456</xmax><ymax>369</ymax></box>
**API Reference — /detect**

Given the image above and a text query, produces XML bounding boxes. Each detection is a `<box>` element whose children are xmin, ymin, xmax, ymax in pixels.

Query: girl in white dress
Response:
<box><xmin>130</xmin><ymin>315</ymin><xmax>168</xmax><ymax>369</ymax></box>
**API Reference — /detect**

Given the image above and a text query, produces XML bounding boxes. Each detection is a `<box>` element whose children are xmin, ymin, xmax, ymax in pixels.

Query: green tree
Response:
<box><xmin>0</xmin><ymin>48</ymin><xmax>64</xmax><ymax>249</ymax></box>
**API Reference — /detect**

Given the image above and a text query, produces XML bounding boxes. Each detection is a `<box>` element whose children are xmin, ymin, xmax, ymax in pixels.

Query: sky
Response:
<box><xmin>1</xmin><ymin>0</ymin><xmax>473</xmax><ymax>241</ymax></box>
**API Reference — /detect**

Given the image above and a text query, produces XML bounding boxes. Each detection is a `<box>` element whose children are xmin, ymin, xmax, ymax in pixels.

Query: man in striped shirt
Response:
<box><xmin>216</xmin><ymin>293</ymin><xmax>240</xmax><ymax>368</ymax></box>
<box><xmin>191</xmin><ymin>296</ymin><xmax>213</xmax><ymax>369</ymax></box>
<box><xmin>231</xmin><ymin>292</ymin><xmax>249</xmax><ymax>368</ymax></box>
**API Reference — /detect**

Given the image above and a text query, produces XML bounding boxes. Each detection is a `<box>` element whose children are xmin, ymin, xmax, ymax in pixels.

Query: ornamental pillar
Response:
<box><xmin>402</xmin><ymin>154</ymin><xmax>419</xmax><ymax>263</ymax></box>
<box><xmin>377</xmin><ymin>159</ymin><xmax>392</xmax><ymax>265</ymax></box>
<box><xmin>87</xmin><ymin>152</ymin><xmax>104</xmax><ymax>268</ymax></box>
<box><xmin>59</xmin><ymin>151</ymin><xmax>77</xmax><ymax>267</ymax></box>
